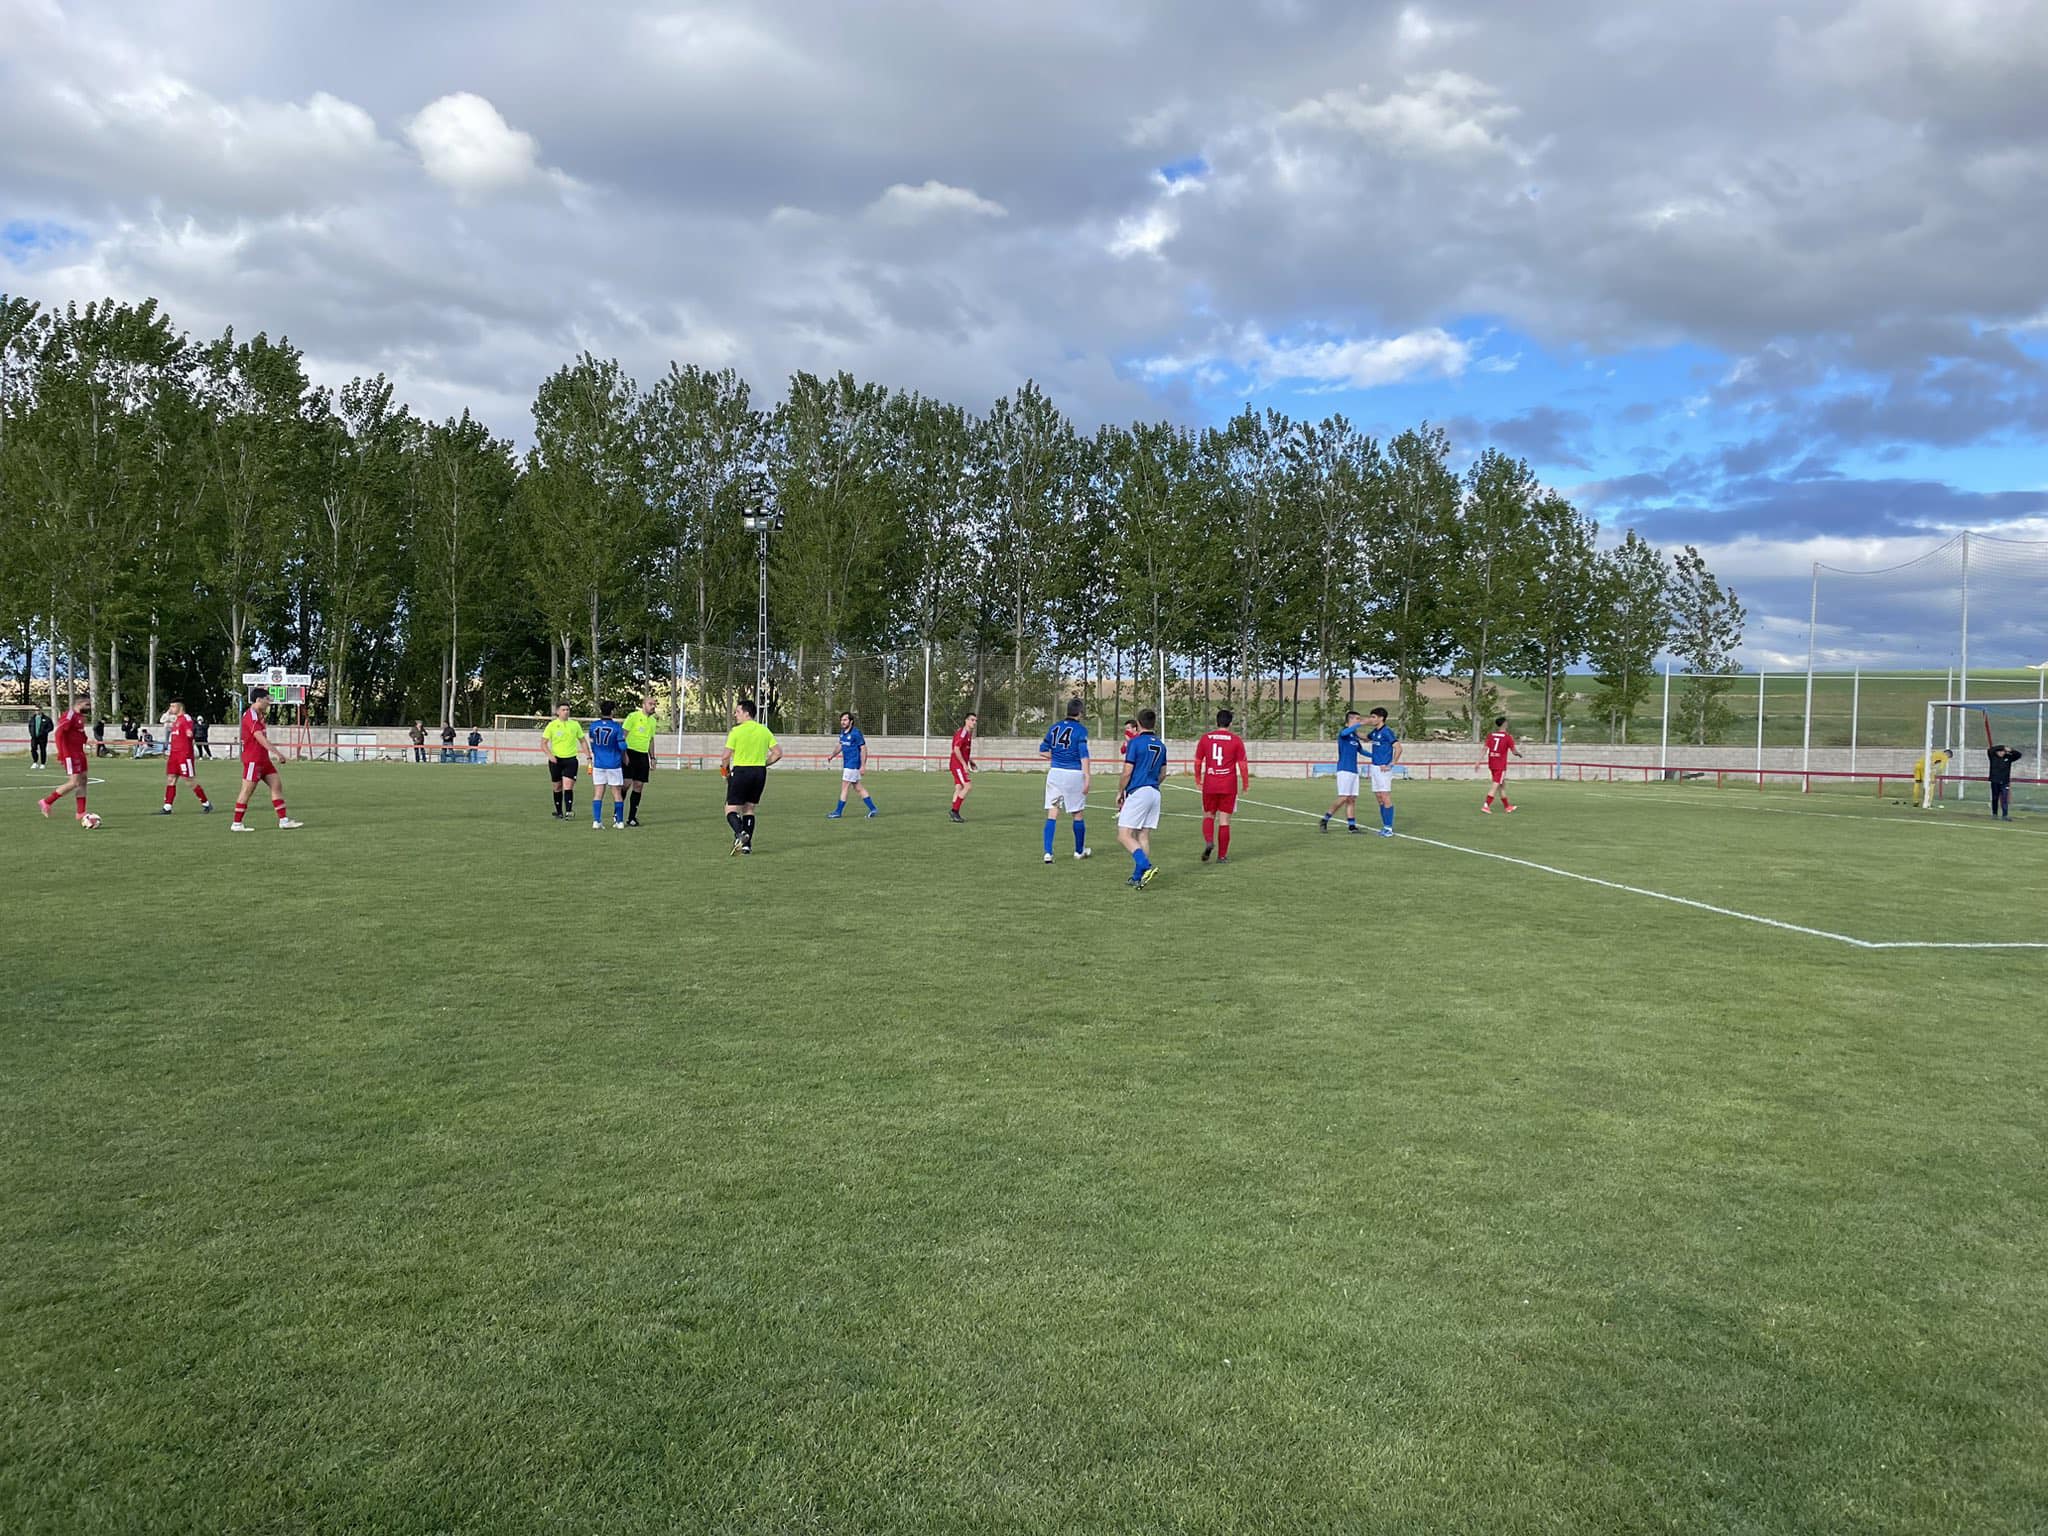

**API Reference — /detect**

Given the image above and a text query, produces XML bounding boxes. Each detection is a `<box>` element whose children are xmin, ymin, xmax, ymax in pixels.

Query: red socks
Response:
<box><xmin>194</xmin><ymin>785</ymin><xmax>209</xmax><ymax>804</ymax></box>
<box><xmin>1202</xmin><ymin>814</ymin><xmax>1215</xmax><ymax>843</ymax></box>
<box><xmin>233</xmin><ymin>804</ymin><xmax>246</xmax><ymax>825</ymax></box>
<box><xmin>1218</xmin><ymin>825</ymin><xmax>1232</xmax><ymax>858</ymax></box>
<box><xmin>75</xmin><ymin>795</ymin><xmax>87</xmax><ymax>816</ymax></box>
<box><xmin>40</xmin><ymin>793</ymin><xmax>57</xmax><ymax>810</ymax></box>
<box><xmin>950</xmin><ymin>794</ymin><xmax>962</xmax><ymax>811</ymax></box>
<box><xmin>272</xmin><ymin>797</ymin><xmax>287</xmax><ymax>822</ymax></box>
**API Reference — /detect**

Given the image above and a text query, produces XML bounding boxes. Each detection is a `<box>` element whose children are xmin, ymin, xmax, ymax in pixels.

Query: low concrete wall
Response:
<box><xmin>0</xmin><ymin>724</ymin><xmax>1933</xmax><ymax>783</ymax></box>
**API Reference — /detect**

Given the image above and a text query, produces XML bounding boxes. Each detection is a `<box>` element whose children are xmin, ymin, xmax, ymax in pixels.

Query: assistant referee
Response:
<box><xmin>622</xmin><ymin>694</ymin><xmax>658</xmax><ymax>827</ymax></box>
<box><xmin>720</xmin><ymin>698</ymin><xmax>781</xmax><ymax>855</ymax></box>
<box><xmin>541</xmin><ymin>703</ymin><xmax>584</xmax><ymax>819</ymax></box>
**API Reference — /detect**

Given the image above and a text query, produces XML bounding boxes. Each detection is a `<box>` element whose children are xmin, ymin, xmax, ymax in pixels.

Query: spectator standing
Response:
<box><xmin>27</xmin><ymin>708</ymin><xmax>52</xmax><ymax>768</ymax></box>
<box><xmin>1987</xmin><ymin>744</ymin><xmax>2023</xmax><ymax>821</ymax></box>
<box><xmin>466</xmin><ymin>727</ymin><xmax>483</xmax><ymax>764</ymax></box>
<box><xmin>409</xmin><ymin>720</ymin><xmax>428</xmax><ymax>763</ymax></box>
<box><xmin>194</xmin><ymin>714</ymin><xmax>212</xmax><ymax>757</ymax></box>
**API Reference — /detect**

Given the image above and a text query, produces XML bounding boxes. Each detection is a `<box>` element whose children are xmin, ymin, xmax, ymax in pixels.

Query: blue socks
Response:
<box><xmin>1347</xmin><ymin>817</ymin><xmax>1357</xmax><ymax>829</ymax></box>
<box><xmin>1381</xmin><ymin>804</ymin><xmax>1394</xmax><ymax>830</ymax></box>
<box><xmin>863</xmin><ymin>796</ymin><xmax>875</xmax><ymax>812</ymax></box>
<box><xmin>1044</xmin><ymin>818</ymin><xmax>1056</xmax><ymax>855</ymax></box>
<box><xmin>591</xmin><ymin>798</ymin><xmax>600</xmax><ymax>823</ymax></box>
<box><xmin>1073</xmin><ymin>818</ymin><xmax>1086</xmax><ymax>854</ymax></box>
<box><xmin>1132</xmin><ymin>847</ymin><xmax>1151</xmax><ymax>876</ymax></box>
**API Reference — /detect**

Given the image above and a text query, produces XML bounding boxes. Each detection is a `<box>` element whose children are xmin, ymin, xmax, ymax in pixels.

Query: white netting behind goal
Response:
<box><xmin>1816</xmin><ymin>531</ymin><xmax>2048</xmax><ymax>673</ymax></box>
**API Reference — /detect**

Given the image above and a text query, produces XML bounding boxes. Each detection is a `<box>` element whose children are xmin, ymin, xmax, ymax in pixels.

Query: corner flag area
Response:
<box><xmin>6</xmin><ymin>761</ymin><xmax>2044</xmax><ymax>1531</ymax></box>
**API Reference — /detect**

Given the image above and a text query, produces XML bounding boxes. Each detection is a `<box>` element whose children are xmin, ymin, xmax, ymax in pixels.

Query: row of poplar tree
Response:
<box><xmin>0</xmin><ymin>293</ymin><xmax>1747</xmax><ymax>741</ymax></box>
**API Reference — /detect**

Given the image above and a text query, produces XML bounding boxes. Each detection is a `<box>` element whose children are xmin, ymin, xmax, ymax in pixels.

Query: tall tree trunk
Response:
<box><xmin>147</xmin><ymin>622</ymin><xmax>159</xmax><ymax>724</ymax></box>
<box><xmin>110</xmin><ymin>635</ymin><xmax>121</xmax><ymax>723</ymax></box>
<box><xmin>589</xmin><ymin>594</ymin><xmax>601</xmax><ymax>709</ymax></box>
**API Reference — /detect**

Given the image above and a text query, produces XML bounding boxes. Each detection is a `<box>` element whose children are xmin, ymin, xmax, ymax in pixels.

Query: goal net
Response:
<box><xmin>1922</xmin><ymin>699</ymin><xmax>2046</xmax><ymax>810</ymax></box>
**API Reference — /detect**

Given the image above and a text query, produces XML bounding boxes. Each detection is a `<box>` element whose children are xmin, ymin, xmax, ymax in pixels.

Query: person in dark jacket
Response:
<box><xmin>27</xmin><ymin>708</ymin><xmax>52</xmax><ymax>768</ymax></box>
<box><xmin>1987</xmin><ymin>744</ymin><xmax>2023</xmax><ymax>821</ymax></box>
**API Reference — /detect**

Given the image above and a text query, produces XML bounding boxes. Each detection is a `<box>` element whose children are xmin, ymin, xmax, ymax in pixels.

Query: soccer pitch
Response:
<box><xmin>5</xmin><ymin>762</ymin><xmax>2044</xmax><ymax>1533</ymax></box>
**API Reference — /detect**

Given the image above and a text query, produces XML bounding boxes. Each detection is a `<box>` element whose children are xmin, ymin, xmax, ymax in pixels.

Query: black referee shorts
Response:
<box><xmin>726</xmin><ymin>766</ymin><xmax>768</xmax><ymax>807</ymax></box>
<box><xmin>624</xmin><ymin>749</ymin><xmax>651</xmax><ymax>781</ymax></box>
<box><xmin>548</xmin><ymin>754</ymin><xmax>579</xmax><ymax>783</ymax></box>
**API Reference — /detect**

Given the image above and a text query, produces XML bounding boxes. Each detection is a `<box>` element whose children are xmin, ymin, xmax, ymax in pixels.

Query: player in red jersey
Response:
<box><xmin>1482</xmin><ymin>714</ymin><xmax>1522</xmax><ymax>813</ymax></box>
<box><xmin>1194</xmin><ymin>708</ymin><xmax>1251</xmax><ymax>862</ymax></box>
<box><xmin>158</xmin><ymin>700</ymin><xmax>213</xmax><ymax>815</ymax></box>
<box><xmin>37</xmin><ymin>693</ymin><xmax>94</xmax><ymax>825</ymax></box>
<box><xmin>1122</xmin><ymin>717</ymin><xmax>1139</xmax><ymax>746</ymax></box>
<box><xmin>230</xmin><ymin>689</ymin><xmax>303</xmax><ymax>831</ymax></box>
<box><xmin>948</xmin><ymin>711</ymin><xmax>979</xmax><ymax>822</ymax></box>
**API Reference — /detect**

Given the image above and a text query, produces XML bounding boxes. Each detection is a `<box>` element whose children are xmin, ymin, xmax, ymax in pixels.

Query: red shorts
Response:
<box><xmin>951</xmin><ymin>765</ymin><xmax>971</xmax><ymax>788</ymax></box>
<box><xmin>167</xmin><ymin>756</ymin><xmax>196</xmax><ymax>779</ymax></box>
<box><xmin>1487</xmin><ymin>763</ymin><xmax>1509</xmax><ymax>783</ymax></box>
<box><xmin>242</xmin><ymin>756</ymin><xmax>277</xmax><ymax>782</ymax></box>
<box><xmin>59</xmin><ymin>753</ymin><xmax>87</xmax><ymax>775</ymax></box>
<box><xmin>1201</xmin><ymin>787</ymin><xmax>1238</xmax><ymax>814</ymax></box>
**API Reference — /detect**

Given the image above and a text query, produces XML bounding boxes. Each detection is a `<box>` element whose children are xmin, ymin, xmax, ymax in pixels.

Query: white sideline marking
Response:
<box><xmin>1582</xmin><ymin>787</ymin><xmax>2048</xmax><ymax>838</ymax></box>
<box><xmin>3</xmin><ymin>776</ymin><xmax>109</xmax><ymax>790</ymax></box>
<box><xmin>1168</xmin><ymin>785</ymin><xmax>1326</xmax><ymax>821</ymax></box>
<box><xmin>1394</xmin><ymin>832</ymin><xmax>2048</xmax><ymax>951</ymax></box>
<box><xmin>1185</xmin><ymin>785</ymin><xmax>2040</xmax><ymax>949</ymax></box>
<box><xmin>1161</xmin><ymin>811</ymin><xmax>1308</xmax><ymax>828</ymax></box>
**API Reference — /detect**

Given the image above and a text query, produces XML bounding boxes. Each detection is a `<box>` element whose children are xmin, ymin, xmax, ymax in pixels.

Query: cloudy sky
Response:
<box><xmin>4</xmin><ymin>0</ymin><xmax>2047</xmax><ymax>668</ymax></box>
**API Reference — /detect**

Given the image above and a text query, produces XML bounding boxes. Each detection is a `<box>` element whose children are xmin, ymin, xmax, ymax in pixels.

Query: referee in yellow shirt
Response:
<box><xmin>621</xmin><ymin>694</ymin><xmax>658</xmax><ymax>827</ymax></box>
<box><xmin>720</xmin><ymin>697</ymin><xmax>782</xmax><ymax>855</ymax></box>
<box><xmin>540</xmin><ymin>703</ymin><xmax>584</xmax><ymax>819</ymax></box>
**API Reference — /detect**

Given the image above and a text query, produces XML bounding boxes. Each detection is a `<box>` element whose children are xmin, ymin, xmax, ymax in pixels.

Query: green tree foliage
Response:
<box><xmin>1587</xmin><ymin>531</ymin><xmax>1672</xmax><ymax>743</ymax></box>
<box><xmin>0</xmin><ymin>292</ymin><xmax>1731</xmax><ymax>735</ymax></box>
<box><xmin>1363</xmin><ymin>425</ymin><xmax>1461</xmax><ymax>737</ymax></box>
<box><xmin>1668</xmin><ymin>545</ymin><xmax>1747</xmax><ymax>744</ymax></box>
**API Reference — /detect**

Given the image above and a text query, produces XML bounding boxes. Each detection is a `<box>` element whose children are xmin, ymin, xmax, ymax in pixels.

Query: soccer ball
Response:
<box><xmin>80</xmin><ymin>812</ymin><xmax>101</xmax><ymax>829</ymax></box>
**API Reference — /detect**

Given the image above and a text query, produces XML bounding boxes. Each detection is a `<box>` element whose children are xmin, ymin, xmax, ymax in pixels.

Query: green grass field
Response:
<box><xmin>5</xmin><ymin>759</ymin><xmax>2044</xmax><ymax>1534</ymax></box>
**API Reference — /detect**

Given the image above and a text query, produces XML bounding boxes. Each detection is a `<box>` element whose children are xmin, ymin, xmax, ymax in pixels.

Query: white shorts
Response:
<box><xmin>592</xmin><ymin>766</ymin><xmax>624</xmax><ymax>788</ymax></box>
<box><xmin>841</xmin><ymin>768</ymin><xmax>863</xmax><ymax>784</ymax></box>
<box><xmin>1117</xmin><ymin>785</ymin><xmax>1162</xmax><ymax>830</ymax></box>
<box><xmin>1044</xmin><ymin>767</ymin><xmax>1088</xmax><ymax>813</ymax></box>
<box><xmin>1369</xmin><ymin>765</ymin><xmax>1394</xmax><ymax>795</ymax></box>
<box><xmin>1335</xmin><ymin>770</ymin><xmax>1360</xmax><ymax>798</ymax></box>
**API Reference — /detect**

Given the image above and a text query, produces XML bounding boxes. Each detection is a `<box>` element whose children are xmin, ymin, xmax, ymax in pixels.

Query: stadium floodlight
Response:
<box><xmin>740</xmin><ymin>486</ymin><xmax>782</xmax><ymax>708</ymax></box>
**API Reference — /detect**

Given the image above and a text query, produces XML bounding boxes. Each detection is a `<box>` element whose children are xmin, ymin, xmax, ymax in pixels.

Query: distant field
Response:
<box><xmin>5</xmin><ymin>761</ymin><xmax>2044</xmax><ymax>1534</ymax></box>
<box><xmin>1300</xmin><ymin>669</ymin><xmax>2048</xmax><ymax>750</ymax></box>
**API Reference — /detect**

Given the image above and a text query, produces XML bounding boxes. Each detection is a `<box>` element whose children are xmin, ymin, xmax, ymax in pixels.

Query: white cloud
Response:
<box><xmin>1109</xmin><ymin>205</ymin><xmax>1177</xmax><ymax>259</ymax></box>
<box><xmin>1284</xmin><ymin>71</ymin><xmax>1526</xmax><ymax>162</ymax></box>
<box><xmin>866</xmin><ymin>180</ymin><xmax>1007</xmax><ymax>224</ymax></box>
<box><xmin>405</xmin><ymin>93</ymin><xmax>563</xmax><ymax>200</ymax></box>
<box><xmin>1145</xmin><ymin>326</ymin><xmax>1473</xmax><ymax>390</ymax></box>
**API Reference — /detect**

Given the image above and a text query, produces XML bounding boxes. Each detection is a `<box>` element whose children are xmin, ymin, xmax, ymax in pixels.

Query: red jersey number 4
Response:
<box><xmin>1197</xmin><ymin>731</ymin><xmax>1246</xmax><ymax>784</ymax></box>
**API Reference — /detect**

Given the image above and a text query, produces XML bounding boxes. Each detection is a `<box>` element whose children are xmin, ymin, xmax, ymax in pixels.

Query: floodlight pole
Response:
<box><xmin>1800</xmin><ymin>562</ymin><xmax>1818</xmax><ymax>789</ymax></box>
<box><xmin>1849</xmin><ymin>665</ymin><xmax>1860</xmax><ymax>778</ymax></box>
<box><xmin>1654</xmin><ymin>663</ymin><xmax>1671</xmax><ymax>782</ymax></box>
<box><xmin>1755</xmin><ymin>668</ymin><xmax>1765</xmax><ymax>786</ymax></box>
<box><xmin>755</xmin><ymin>525</ymin><xmax>769</xmax><ymax>706</ymax></box>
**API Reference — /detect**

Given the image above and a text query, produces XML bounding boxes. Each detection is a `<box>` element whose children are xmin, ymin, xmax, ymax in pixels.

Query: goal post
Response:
<box><xmin>1922</xmin><ymin>699</ymin><xmax>2045</xmax><ymax>809</ymax></box>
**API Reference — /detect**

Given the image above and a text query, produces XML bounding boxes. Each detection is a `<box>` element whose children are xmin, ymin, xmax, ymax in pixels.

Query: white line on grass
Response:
<box><xmin>1167</xmin><ymin>785</ymin><xmax>1326</xmax><ymax>821</ymax></box>
<box><xmin>1</xmin><ymin>776</ymin><xmax>109</xmax><ymax>790</ymax></box>
<box><xmin>1578</xmin><ymin>787</ymin><xmax>2048</xmax><ymax>838</ymax></box>
<box><xmin>1392</xmin><ymin>832</ymin><xmax>2048</xmax><ymax>951</ymax></box>
<box><xmin>1167</xmin><ymin>785</ymin><xmax>2045</xmax><ymax>948</ymax></box>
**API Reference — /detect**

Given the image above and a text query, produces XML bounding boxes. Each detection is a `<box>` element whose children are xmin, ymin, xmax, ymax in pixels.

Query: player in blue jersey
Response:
<box><xmin>1036</xmin><ymin>696</ymin><xmax>1093</xmax><ymax>864</ymax></box>
<box><xmin>825</xmin><ymin>711</ymin><xmax>878</xmax><ymax>819</ymax></box>
<box><xmin>1320</xmin><ymin>710</ymin><xmax>1370</xmax><ymax>833</ymax></box>
<box><xmin>1116</xmin><ymin>708</ymin><xmax>1168</xmax><ymax>888</ymax></box>
<box><xmin>585</xmin><ymin>700</ymin><xmax>629</xmax><ymax>829</ymax></box>
<box><xmin>1364</xmin><ymin>705</ymin><xmax>1401</xmax><ymax>835</ymax></box>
